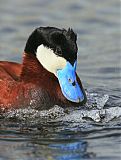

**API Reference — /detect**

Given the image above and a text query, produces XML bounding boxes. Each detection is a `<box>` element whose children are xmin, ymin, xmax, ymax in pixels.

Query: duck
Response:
<box><xmin>0</xmin><ymin>26</ymin><xmax>87</xmax><ymax>111</ymax></box>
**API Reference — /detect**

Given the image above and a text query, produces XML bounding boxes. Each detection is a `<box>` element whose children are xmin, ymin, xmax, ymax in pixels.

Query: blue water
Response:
<box><xmin>0</xmin><ymin>0</ymin><xmax>121</xmax><ymax>159</ymax></box>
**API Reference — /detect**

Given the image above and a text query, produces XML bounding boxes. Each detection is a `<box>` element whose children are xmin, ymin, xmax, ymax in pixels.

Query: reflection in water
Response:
<box><xmin>0</xmin><ymin>126</ymin><xmax>95</xmax><ymax>160</ymax></box>
<box><xmin>48</xmin><ymin>141</ymin><xmax>93</xmax><ymax>160</ymax></box>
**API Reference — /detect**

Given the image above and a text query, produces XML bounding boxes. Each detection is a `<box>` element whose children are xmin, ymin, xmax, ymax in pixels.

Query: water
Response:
<box><xmin>0</xmin><ymin>0</ymin><xmax>121</xmax><ymax>159</ymax></box>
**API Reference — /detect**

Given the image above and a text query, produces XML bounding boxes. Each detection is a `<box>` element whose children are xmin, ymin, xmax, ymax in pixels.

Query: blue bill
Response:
<box><xmin>57</xmin><ymin>61</ymin><xmax>84</xmax><ymax>103</ymax></box>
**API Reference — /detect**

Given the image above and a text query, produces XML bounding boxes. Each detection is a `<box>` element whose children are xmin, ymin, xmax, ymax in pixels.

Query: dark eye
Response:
<box><xmin>56</xmin><ymin>46</ymin><xmax>62</xmax><ymax>56</ymax></box>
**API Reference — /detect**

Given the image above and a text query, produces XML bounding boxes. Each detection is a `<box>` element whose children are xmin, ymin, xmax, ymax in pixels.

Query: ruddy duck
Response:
<box><xmin>0</xmin><ymin>27</ymin><xmax>87</xmax><ymax>110</ymax></box>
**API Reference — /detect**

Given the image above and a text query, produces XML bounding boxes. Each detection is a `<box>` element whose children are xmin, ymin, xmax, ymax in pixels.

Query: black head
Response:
<box><xmin>24</xmin><ymin>27</ymin><xmax>78</xmax><ymax>65</ymax></box>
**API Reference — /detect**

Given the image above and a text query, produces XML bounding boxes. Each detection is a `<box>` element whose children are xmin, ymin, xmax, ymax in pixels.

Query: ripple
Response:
<box><xmin>99</xmin><ymin>67</ymin><xmax>121</xmax><ymax>74</ymax></box>
<box><xmin>0</xmin><ymin>27</ymin><xmax>17</xmax><ymax>33</ymax></box>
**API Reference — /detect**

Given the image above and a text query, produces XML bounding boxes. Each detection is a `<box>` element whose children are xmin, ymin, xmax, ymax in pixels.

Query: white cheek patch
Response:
<box><xmin>36</xmin><ymin>44</ymin><xmax>66</xmax><ymax>76</ymax></box>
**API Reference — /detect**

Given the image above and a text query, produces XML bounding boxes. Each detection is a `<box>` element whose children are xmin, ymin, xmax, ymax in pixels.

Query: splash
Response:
<box><xmin>85</xmin><ymin>92</ymin><xmax>109</xmax><ymax>109</ymax></box>
<box><xmin>1</xmin><ymin>91</ymin><xmax>121</xmax><ymax>127</ymax></box>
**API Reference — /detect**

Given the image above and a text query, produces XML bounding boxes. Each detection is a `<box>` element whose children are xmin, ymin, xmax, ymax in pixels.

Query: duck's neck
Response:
<box><xmin>20</xmin><ymin>52</ymin><xmax>52</xmax><ymax>81</ymax></box>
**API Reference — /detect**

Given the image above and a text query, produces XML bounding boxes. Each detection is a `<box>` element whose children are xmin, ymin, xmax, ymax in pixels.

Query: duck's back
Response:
<box><xmin>0</xmin><ymin>61</ymin><xmax>22</xmax><ymax>81</ymax></box>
